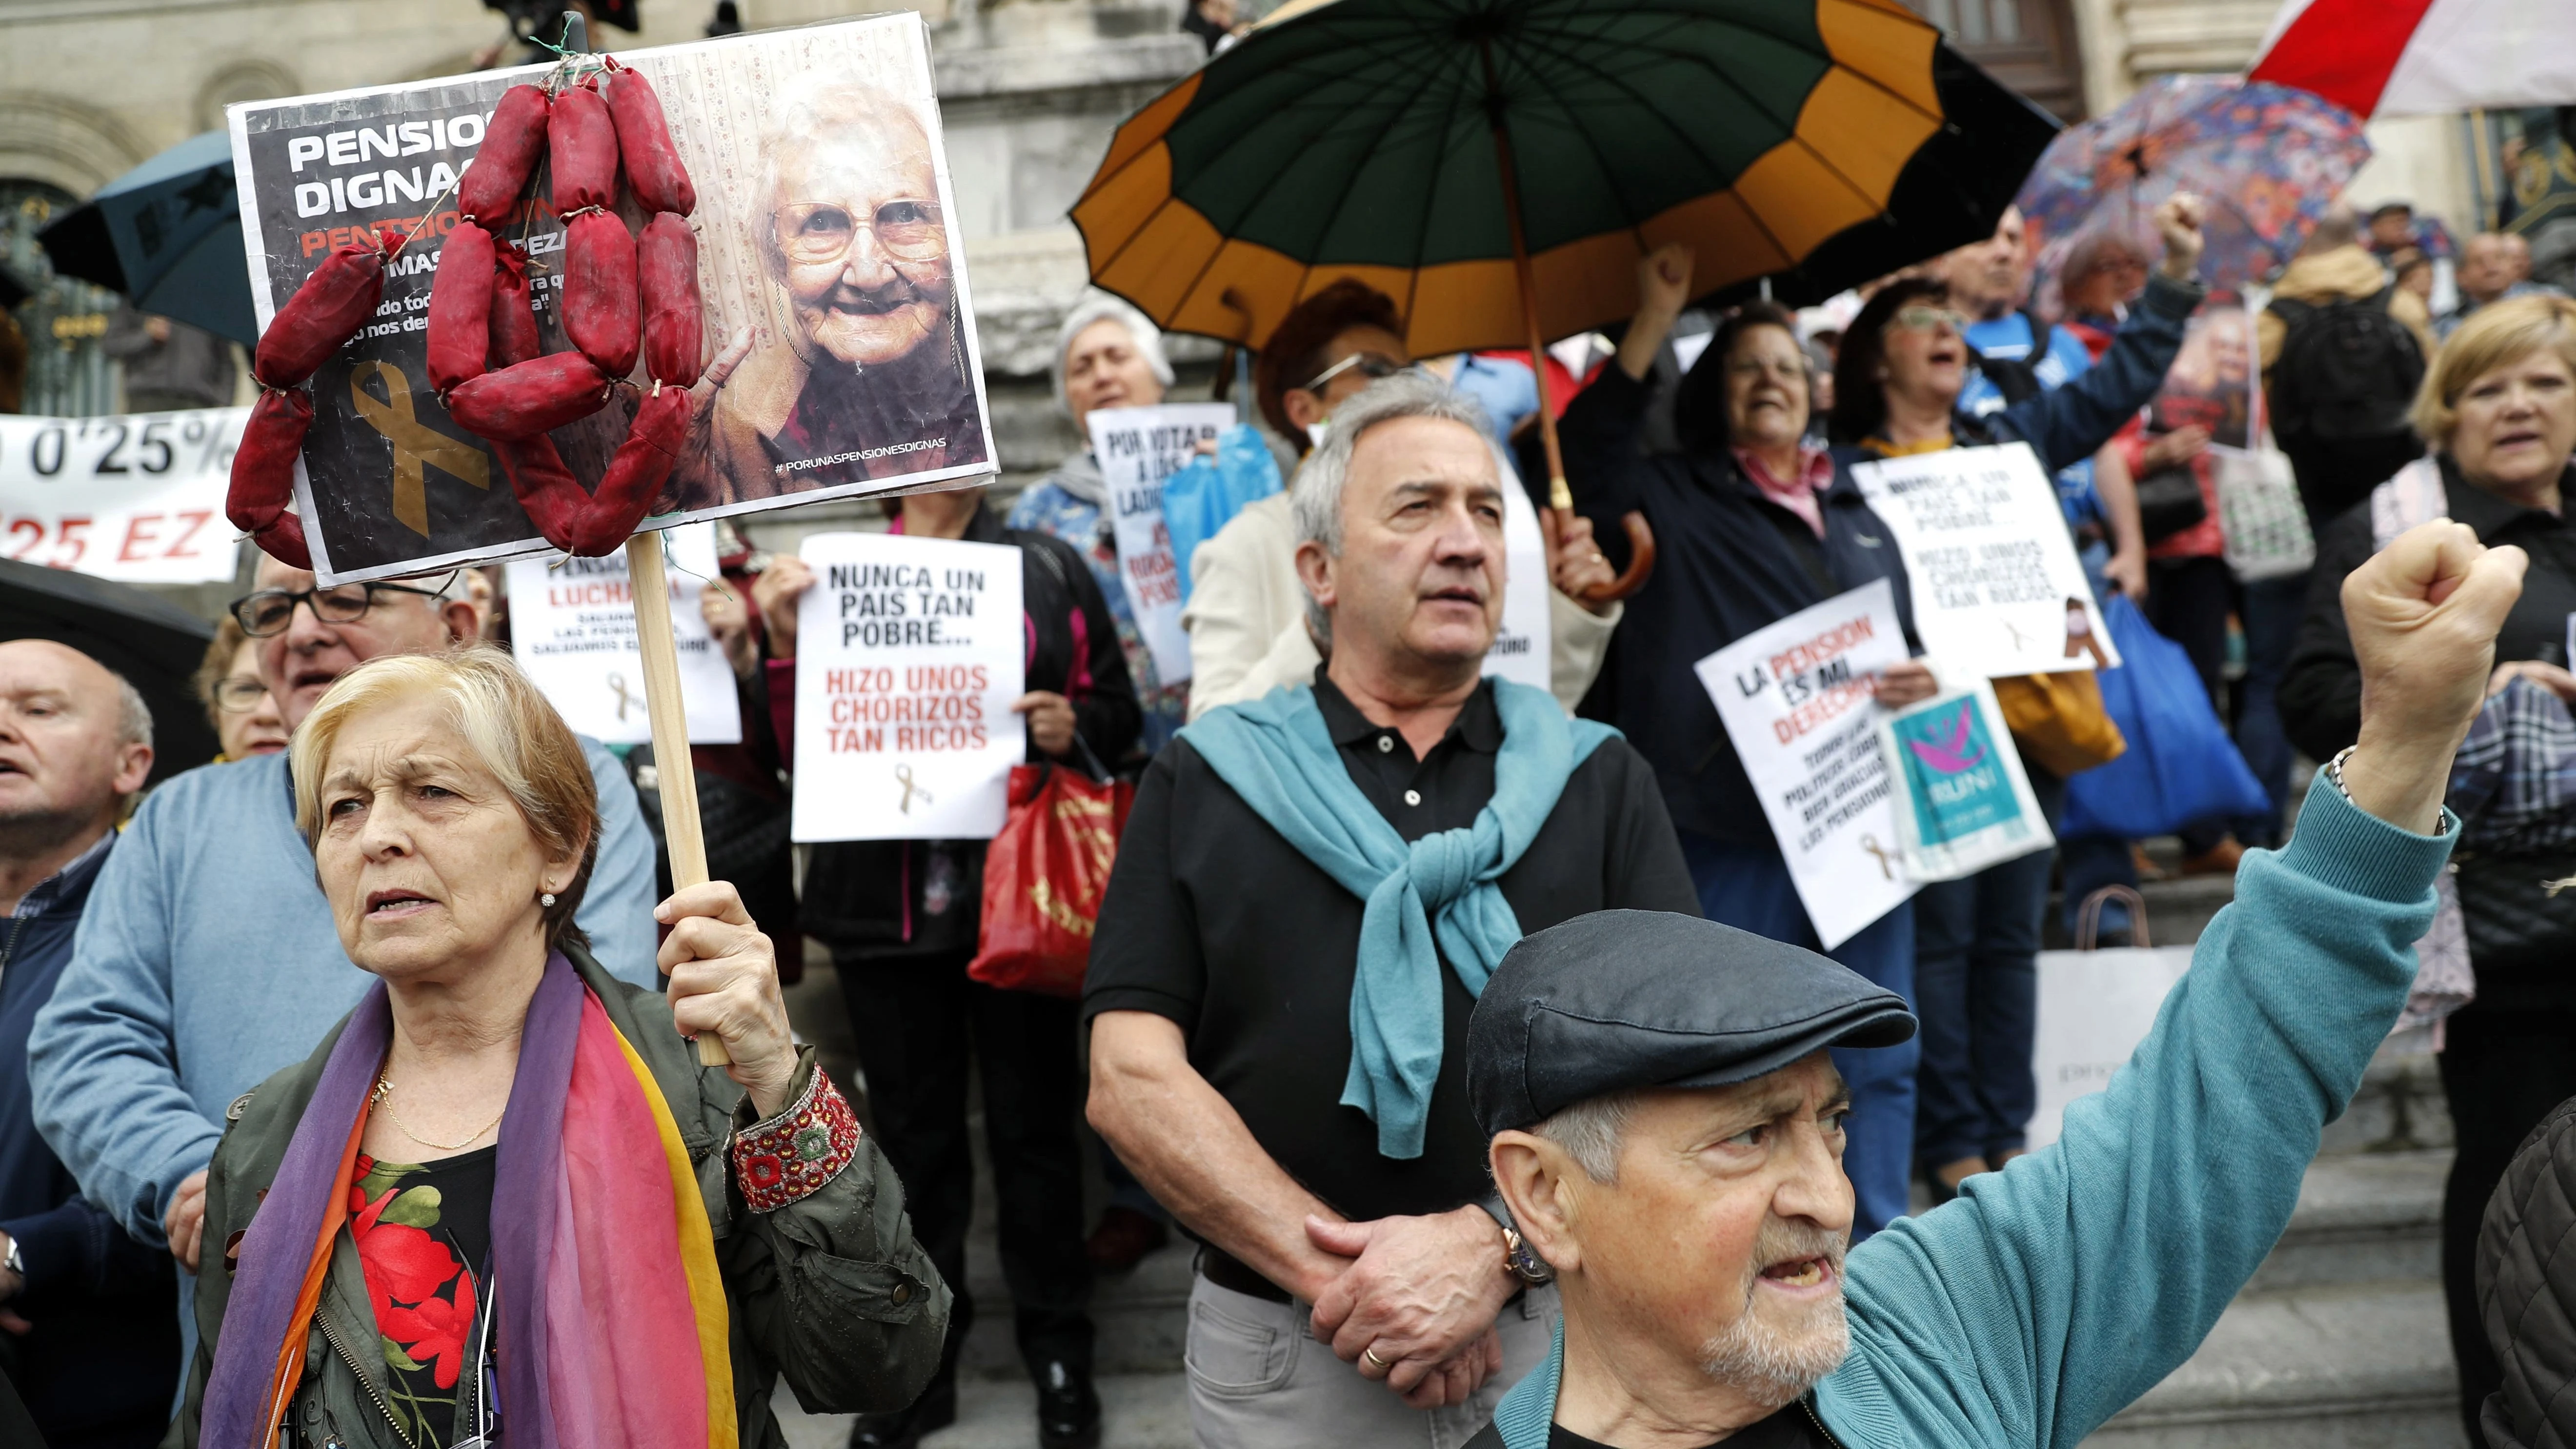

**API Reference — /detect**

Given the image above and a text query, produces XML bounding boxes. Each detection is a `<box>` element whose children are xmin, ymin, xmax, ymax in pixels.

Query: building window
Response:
<box><xmin>1905</xmin><ymin>0</ymin><xmax>2086</xmax><ymax>121</ymax></box>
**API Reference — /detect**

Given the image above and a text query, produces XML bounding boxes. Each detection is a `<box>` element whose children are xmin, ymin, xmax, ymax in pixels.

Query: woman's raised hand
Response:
<box><xmin>659</xmin><ymin>882</ymin><xmax>801</xmax><ymax>1116</ymax></box>
<box><xmin>1617</xmin><ymin>242</ymin><xmax>1697</xmax><ymax>382</ymax></box>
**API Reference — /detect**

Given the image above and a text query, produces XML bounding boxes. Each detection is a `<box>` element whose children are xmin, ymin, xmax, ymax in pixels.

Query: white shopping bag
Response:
<box><xmin>2028</xmin><ymin>887</ymin><xmax>2194</xmax><ymax>1150</ymax></box>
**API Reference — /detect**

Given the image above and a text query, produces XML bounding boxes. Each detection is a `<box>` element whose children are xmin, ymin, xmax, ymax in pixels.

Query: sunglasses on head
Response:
<box><xmin>1300</xmin><ymin>351</ymin><xmax>1410</xmax><ymax>393</ymax></box>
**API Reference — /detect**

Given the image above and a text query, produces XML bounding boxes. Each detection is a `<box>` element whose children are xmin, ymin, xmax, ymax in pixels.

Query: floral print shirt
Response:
<box><xmin>1008</xmin><ymin>474</ymin><xmax>1189</xmax><ymax>755</ymax></box>
<box><xmin>349</xmin><ymin>1147</ymin><xmax>495</xmax><ymax>1447</ymax></box>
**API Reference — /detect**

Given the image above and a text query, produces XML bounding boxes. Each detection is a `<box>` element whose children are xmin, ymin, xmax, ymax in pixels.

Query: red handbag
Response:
<box><xmin>967</xmin><ymin>746</ymin><xmax>1134</xmax><ymax>998</ymax></box>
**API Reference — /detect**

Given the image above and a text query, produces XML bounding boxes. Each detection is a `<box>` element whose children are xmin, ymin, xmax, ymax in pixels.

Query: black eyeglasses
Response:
<box><xmin>229</xmin><ymin>573</ymin><xmax>458</xmax><ymax>638</ymax></box>
<box><xmin>1301</xmin><ymin>352</ymin><xmax>1410</xmax><ymax>393</ymax></box>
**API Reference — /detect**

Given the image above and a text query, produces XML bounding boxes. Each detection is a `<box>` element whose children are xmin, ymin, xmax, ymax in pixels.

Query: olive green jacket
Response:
<box><xmin>174</xmin><ymin>943</ymin><xmax>949</xmax><ymax>1449</ymax></box>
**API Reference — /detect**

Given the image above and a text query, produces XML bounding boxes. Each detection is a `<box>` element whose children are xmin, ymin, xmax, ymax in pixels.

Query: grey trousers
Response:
<box><xmin>1183</xmin><ymin>1274</ymin><xmax>1561</xmax><ymax>1449</ymax></box>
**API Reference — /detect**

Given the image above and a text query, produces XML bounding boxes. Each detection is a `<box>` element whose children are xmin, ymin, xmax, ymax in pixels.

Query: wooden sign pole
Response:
<box><xmin>627</xmin><ymin>528</ymin><xmax>728</xmax><ymax>1066</ymax></box>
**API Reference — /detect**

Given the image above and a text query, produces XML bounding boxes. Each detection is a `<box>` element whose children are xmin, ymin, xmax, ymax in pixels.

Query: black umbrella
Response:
<box><xmin>0</xmin><ymin>558</ymin><xmax>220</xmax><ymax>784</ymax></box>
<box><xmin>1699</xmin><ymin>42</ymin><xmax>2062</xmax><ymax>309</ymax></box>
<box><xmin>35</xmin><ymin>131</ymin><xmax>257</xmax><ymax>347</ymax></box>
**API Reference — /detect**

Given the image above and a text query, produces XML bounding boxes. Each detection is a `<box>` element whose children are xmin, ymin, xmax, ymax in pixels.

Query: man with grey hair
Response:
<box><xmin>697</xmin><ymin>81</ymin><xmax>987</xmax><ymax>503</ymax></box>
<box><xmin>1084</xmin><ymin>371</ymin><xmax>1696</xmax><ymax>1446</ymax></box>
<box><xmin>0</xmin><ymin>639</ymin><xmax>177</xmax><ymax>1447</ymax></box>
<box><xmin>30</xmin><ymin>554</ymin><xmax>661</xmax><ymax>1367</ymax></box>
<box><xmin>2439</xmin><ymin>231</ymin><xmax>2567</xmax><ymax>340</ymax></box>
<box><xmin>1459</xmin><ymin>517</ymin><xmax>2530</xmax><ymax>1448</ymax></box>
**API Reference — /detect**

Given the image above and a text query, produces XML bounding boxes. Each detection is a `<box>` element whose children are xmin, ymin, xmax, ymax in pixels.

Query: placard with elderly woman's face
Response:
<box><xmin>229</xmin><ymin>14</ymin><xmax>994</xmax><ymax>584</ymax></box>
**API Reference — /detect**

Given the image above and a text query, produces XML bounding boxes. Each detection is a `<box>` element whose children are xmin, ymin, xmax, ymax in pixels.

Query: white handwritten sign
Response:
<box><xmin>504</xmin><ymin>523</ymin><xmax>741</xmax><ymax>746</ymax></box>
<box><xmin>1847</xmin><ymin>443</ymin><xmax>2118</xmax><ymax>679</ymax></box>
<box><xmin>1086</xmin><ymin>403</ymin><xmax>1230</xmax><ymax>684</ymax></box>
<box><xmin>0</xmin><ymin>408</ymin><xmax>244</xmax><ymax>584</ymax></box>
<box><xmin>1694</xmin><ymin>579</ymin><xmax>1916</xmax><ymax>949</ymax></box>
<box><xmin>790</xmin><ymin>531</ymin><xmax>1025</xmax><ymax>842</ymax></box>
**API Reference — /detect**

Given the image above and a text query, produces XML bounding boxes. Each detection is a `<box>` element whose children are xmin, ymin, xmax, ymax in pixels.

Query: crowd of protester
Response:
<box><xmin>9</xmin><ymin>161</ymin><xmax>2576</xmax><ymax>1449</ymax></box>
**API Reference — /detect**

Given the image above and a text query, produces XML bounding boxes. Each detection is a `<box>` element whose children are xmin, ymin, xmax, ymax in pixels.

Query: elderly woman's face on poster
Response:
<box><xmin>766</xmin><ymin>108</ymin><xmax>953</xmax><ymax>370</ymax></box>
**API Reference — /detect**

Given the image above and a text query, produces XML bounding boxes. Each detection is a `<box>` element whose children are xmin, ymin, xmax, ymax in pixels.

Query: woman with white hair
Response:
<box><xmin>1007</xmin><ymin>292</ymin><xmax>1192</xmax><ymax>751</ymax></box>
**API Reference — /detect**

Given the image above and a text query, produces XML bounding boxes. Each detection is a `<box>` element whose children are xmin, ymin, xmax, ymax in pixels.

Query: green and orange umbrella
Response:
<box><xmin>1073</xmin><ymin>0</ymin><xmax>2055</xmax><ymax>594</ymax></box>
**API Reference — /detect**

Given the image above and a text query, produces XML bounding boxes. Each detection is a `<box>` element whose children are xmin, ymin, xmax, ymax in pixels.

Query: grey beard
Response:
<box><xmin>1697</xmin><ymin>1221</ymin><xmax>1852</xmax><ymax>1406</ymax></box>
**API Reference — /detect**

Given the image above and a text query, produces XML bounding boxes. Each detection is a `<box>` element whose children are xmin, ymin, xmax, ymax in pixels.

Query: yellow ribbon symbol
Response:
<box><xmin>607</xmin><ymin>671</ymin><xmax>638</xmax><ymax>722</ymax></box>
<box><xmin>894</xmin><ymin>763</ymin><xmax>935</xmax><ymax>815</ymax></box>
<box><xmin>349</xmin><ymin>360</ymin><xmax>492</xmax><ymax>538</ymax></box>
<box><xmin>1858</xmin><ymin>833</ymin><xmax>1896</xmax><ymax>880</ymax></box>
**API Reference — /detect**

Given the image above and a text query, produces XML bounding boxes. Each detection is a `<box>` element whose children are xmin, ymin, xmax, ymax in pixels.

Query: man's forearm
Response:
<box><xmin>1088</xmin><ymin>1011</ymin><xmax>1349</xmax><ymax>1300</ymax></box>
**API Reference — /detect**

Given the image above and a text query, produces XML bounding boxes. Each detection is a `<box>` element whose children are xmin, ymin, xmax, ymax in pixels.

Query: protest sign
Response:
<box><xmin>504</xmin><ymin>523</ymin><xmax>741</xmax><ymax>746</ymax></box>
<box><xmin>0</xmin><ymin>408</ymin><xmax>243</xmax><ymax>584</ymax></box>
<box><xmin>228</xmin><ymin>14</ymin><xmax>997</xmax><ymax>584</ymax></box>
<box><xmin>1878</xmin><ymin>673</ymin><xmax>2053</xmax><ymax>883</ymax></box>
<box><xmin>1694</xmin><ymin>579</ymin><xmax>1916</xmax><ymax>949</ymax></box>
<box><xmin>790</xmin><ymin>531</ymin><xmax>1024</xmax><ymax>843</ymax></box>
<box><xmin>1848</xmin><ymin>443</ymin><xmax>2118</xmax><ymax>680</ymax></box>
<box><xmin>1486</xmin><ymin>474</ymin><xmax>1553</xmax><ymax>694</ymax></box>
<box><xmin>1085</xmin><ymin>402</ymin><xmax>1232</xmax><ymax>683</ymax></box>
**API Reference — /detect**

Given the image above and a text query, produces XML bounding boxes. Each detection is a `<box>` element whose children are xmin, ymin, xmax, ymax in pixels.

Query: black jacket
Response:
<box><xmin>796</xmin><ymin>502</ymin><xmax>1143</xmax><ymax>956</ymax></box>
<box><xmin>2477</xmin><ymin>1090</ymin><xmax>2576</xmax><ymax>1449</ymax></box>
<box><xmin>2280</xmin><ymin>458</ymin><xmax>2576</xmax><ymax>765</ymax></box>
<box><xmin>1560</xmin><ymin>365</ymin><xmax>1917</xmax><ymax>845</ymax></box>
<box><xmin>0</xmin><ymin>835</ymin><xmax>179</xmax><ymax>1449</ymax></box>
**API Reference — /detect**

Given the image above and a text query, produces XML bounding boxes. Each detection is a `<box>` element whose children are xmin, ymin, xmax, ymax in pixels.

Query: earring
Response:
<box><xmin>541</xmin><ymin>891</ymin><xmax>558</xmax><ymax>908</ymax></box>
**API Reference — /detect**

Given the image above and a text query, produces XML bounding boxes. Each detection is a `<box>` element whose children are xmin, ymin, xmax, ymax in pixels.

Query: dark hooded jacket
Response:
<box><xmin>2478</xmin><ymin>1090</ymin><xmax>2576</xmax><ymax>1448</ymax></box>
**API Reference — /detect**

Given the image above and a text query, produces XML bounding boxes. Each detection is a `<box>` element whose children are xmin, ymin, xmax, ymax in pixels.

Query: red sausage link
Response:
<box><xmin>562</xmin><ymin>210</ymin><xmax>640</xmax><ymax>379</ymax></box>
<box><xmin>639</xmin><ymin>212</ymin><xmax>702</xmax><ymax>387</ymax></box>
<box><xmin>253</xmin><ymin>242</ymin><xmax>384</xmax><ymax>389</ymax></box>
<box><xmin>605</xmin><ymin>69</ymin><xmax>696</xmax><ymax>218</ymax></box>
<box><xmin>253</xmin><ymin>513</ymin><xmax>313</xmax><ymax>572</ymax></box>
<box><xmin>580</xmin><ymin>385</ymin><xmax>692</xmax><ymax>553</ymax></box>
<box><xmin>491</xmin><ymin>434</ymin><xmax>592</xmax><ymax>556</ymax></box>
<box><xmin>226</xmin><ymin>388</ymin><xmax>313</xmax><ymax>532</ymax></box>
<box><xmin>548</xmin><ymin>82</ymin><xmax>620</xmax><ymax>216</ymax></box>
<box><xmin>228</xmin><ymin>389</ymin><xmax>317</xmax><ymax>569</ymax></box>
<box><xmin>457</xmin><ymin>85</ymin><xmax>551</xmax><ymax>226</ymax></box>
<box><xmin>489</xmin><ymin>242</ymin><xmax>541</xmax><ymax>368</ymax></box>
<box><xmin>446</xmin><ymin>352</ymin><xmax>610</xmax><ymax>440</ymax></box>
<box><xmin>425</xmin><ymin>220</ymin><xmax>497</xmax><ymax>394</ymax></box>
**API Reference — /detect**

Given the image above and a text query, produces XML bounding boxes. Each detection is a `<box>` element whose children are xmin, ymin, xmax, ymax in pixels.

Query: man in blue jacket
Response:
<box><xmin>27</xmin><ymin>559</ymin><xmax>662</xmax><ymax>1361</ymax></box>
<box><xmin>1457</xmin><ymin>518</ymin><xmax>2523</xmax><ymax>1449</ymax></box>
<box><xmin>0</xmin><ymin>639</ymin><xmax>175</xmax><ymax>1448</ymax></box>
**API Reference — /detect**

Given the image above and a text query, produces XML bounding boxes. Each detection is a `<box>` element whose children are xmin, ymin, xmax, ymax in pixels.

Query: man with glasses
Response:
<box><xmin>28</xmin><ymin>556</ymin><xmax>660</xmax><ymax>1362</ymax></box>
<box><xmin>695</xmin><ymin>79</ymin><xmax>990</xmax><ymax>505</ymax></box>
<box><xmin>1185</xmin><ymin>280</ymin><xmax>1622</xmax><ymax>717</ymax></box>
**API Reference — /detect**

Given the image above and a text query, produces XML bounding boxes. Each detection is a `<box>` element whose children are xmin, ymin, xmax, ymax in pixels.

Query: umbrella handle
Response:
<box><xmin>1569</xmin><ymin>508</ymin><xmax>1655</xmax><ymax>604</ymax></box>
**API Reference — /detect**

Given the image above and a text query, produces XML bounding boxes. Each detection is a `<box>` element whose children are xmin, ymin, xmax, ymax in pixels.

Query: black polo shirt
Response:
<box><xmin>1084</xmin><ymin>670</ymin><xmax>1698</xmax><ymax>1225</ymax></box>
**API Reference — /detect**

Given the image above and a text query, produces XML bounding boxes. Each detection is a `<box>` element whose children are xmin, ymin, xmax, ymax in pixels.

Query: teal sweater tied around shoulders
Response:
<box><xmin>1179</xmin><ymin>680</ymin><xmax>1616</xmax><ymax>1159</ymax></box>
<box><xmin>1485</xmin><ymin>772</ymin><xmax>2456</xmax><ymax>1449</ymax></box>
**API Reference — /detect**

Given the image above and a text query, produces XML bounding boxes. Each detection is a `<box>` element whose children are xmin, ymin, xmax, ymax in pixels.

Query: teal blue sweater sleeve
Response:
<box><xmin>1817</xmin><ymin>774</ymin><xmax>2453</xmax><ymax>1448</ymax></box>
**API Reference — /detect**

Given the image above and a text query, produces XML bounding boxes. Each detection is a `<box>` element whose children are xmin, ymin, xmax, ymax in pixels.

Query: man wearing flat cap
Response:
<box><xmin>1459</xmin><ymin>517</ymin><xmax>2527</xmax><ymax>1449</ymax></box>
<box><xmin>1086</xmin><ymin>372</ymin><xmax>1698</xmax><ymax>1446</ymax></box>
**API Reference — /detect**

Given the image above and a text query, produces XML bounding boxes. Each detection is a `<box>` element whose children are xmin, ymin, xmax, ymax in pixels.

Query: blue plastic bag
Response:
<box><xmin>1162</xmin><ymin>424</ymin><xmax>1283</xmax><ymax>606</ymax></box>
<box><xmin>2060</xmin><ymin>594</ymin><xmax>2268</xmax><ymax>839</ymax></box>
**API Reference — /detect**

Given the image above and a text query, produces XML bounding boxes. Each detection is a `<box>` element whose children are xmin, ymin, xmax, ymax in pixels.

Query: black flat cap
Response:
<box><xmin>1469</xmin><ymin>910</ymin><xmax>1917</xmax><ymax>1138</ymax></box>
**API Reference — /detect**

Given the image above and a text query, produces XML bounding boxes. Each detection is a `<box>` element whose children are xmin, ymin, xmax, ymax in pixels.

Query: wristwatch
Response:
<box><xmin>1475</xmin><ymin>1193</ymin><xmax>1554</xmax><ymax>1287</ymax></box>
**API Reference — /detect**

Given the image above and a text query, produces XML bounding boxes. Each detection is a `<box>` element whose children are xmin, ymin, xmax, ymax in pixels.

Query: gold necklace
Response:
<box><xmin>370</xmin><ymin>1075</ymin><xmax>505</xmax><ymax>1153</ymax></box>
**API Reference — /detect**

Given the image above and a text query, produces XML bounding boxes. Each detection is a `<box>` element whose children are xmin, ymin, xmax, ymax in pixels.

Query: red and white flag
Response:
<box><xmin>2247</xmin><ymin>0</ymin><xmax>2576</xmax><ymax>117</ymax></box>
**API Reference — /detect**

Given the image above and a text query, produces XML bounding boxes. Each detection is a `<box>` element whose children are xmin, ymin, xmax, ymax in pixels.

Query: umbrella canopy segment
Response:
<box><xmin>0</xmin><ymin>557</ymin><xmax>220</xmax><ymax>784</ymax></box>
<box><xmin>1074</xmin><ymin>0</ymin><xmax>1950</xmax><ymax>359</ymax></box>
<box><xmin>37</xmin><ymin>131</ymin><xmax>258</xmax><ymax>347</ymax></box>
<box><xmin>2013</xmin><ymin>76</ymin><xmax>2369</xmax><ymax>294</ymax></box>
